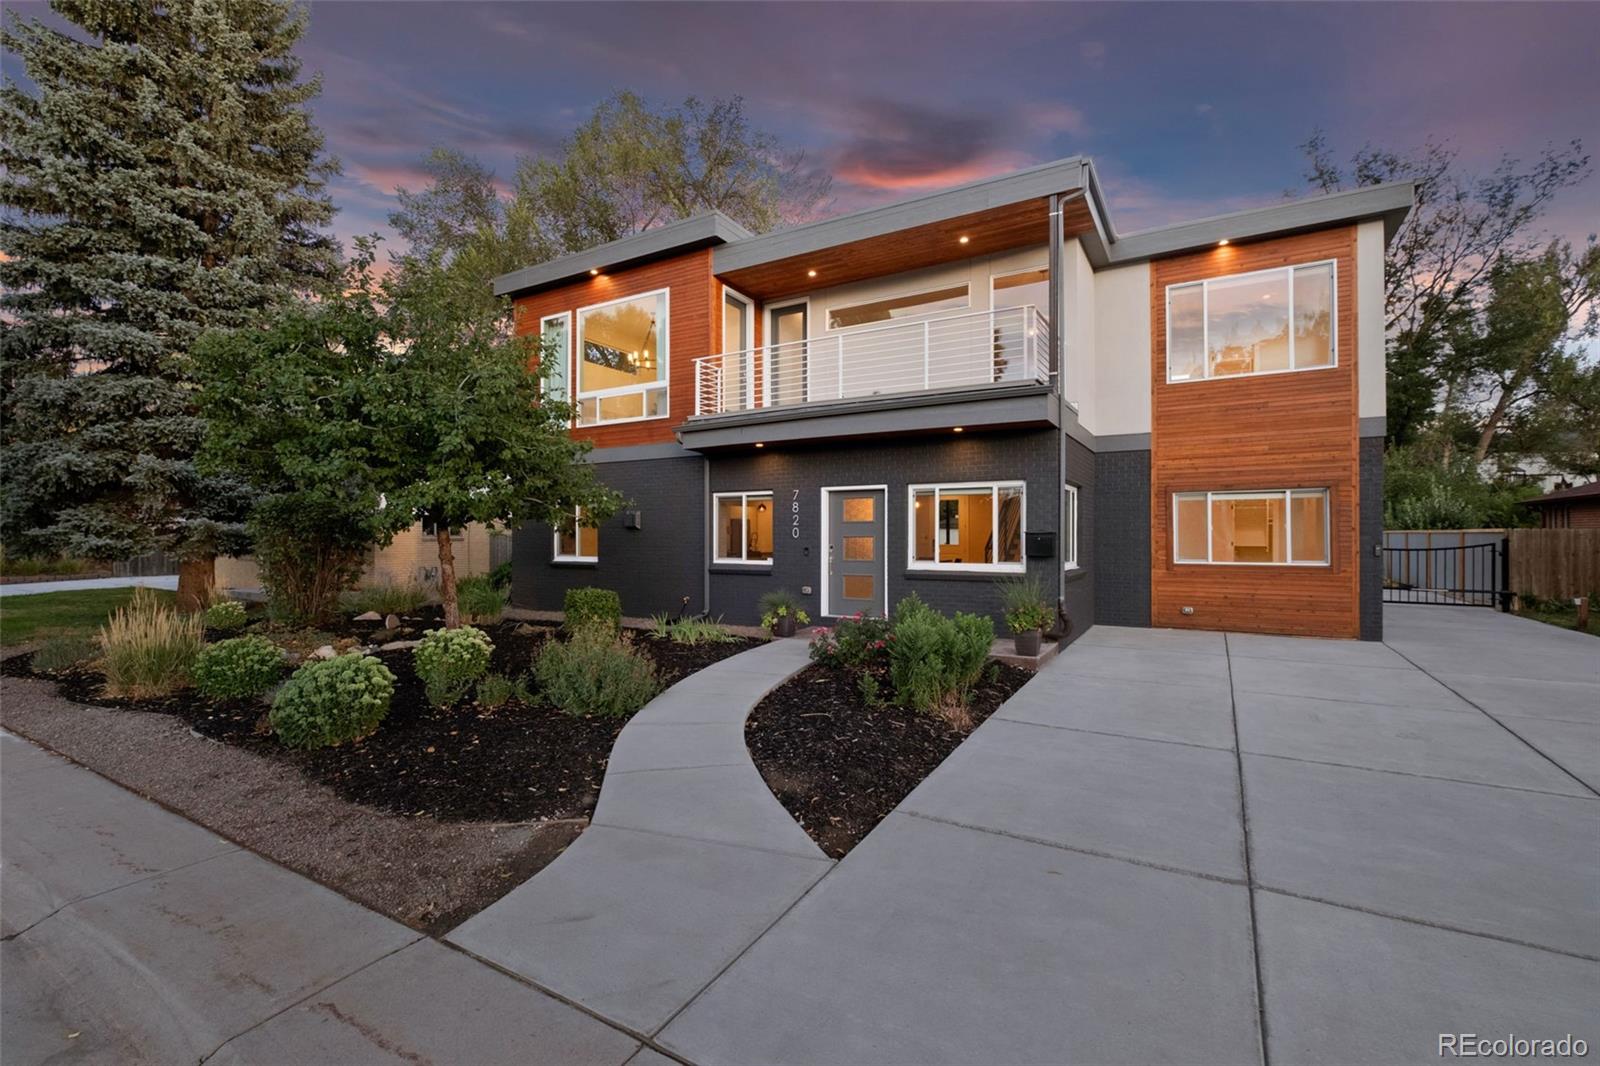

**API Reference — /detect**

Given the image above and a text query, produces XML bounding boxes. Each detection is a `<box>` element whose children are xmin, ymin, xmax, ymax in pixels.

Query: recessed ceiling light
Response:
<box><xmin>807</xmin><ymin>269</ymin><xmax>817</xmax><ymax>278</ymax></box>
<box><xmin>754</xmin><ymin>442</ymin><xmax>765</xmax><ymax>448</ymax></box>
<box><xmin>589</xmin><ymin>267</ymin><xmax>600</xmax><ymax>275</ymax></box>
<box><xmin>1217</xmin><ymin>239</ymin><xmax>1229</xmax><ymax>247</ymax></box>
<box><xmin>952</xmin><ymin>426</ymin><xmax>965</xmax><ymax>433</ymax></box>
<box><xmin>958</xmin><ymin>235</ymin><xmax>970</xmax><ymax>245</ymax></box>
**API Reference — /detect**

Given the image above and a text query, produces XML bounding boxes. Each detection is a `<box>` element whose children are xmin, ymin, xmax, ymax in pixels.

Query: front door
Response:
<box><xmin>826</xmin><ymin>488</ymin><xmax>886</xmax><ymax>618</ymax></box>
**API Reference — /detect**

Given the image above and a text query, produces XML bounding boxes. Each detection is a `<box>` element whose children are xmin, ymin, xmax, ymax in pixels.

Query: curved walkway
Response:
<box><xmin>446</xmin><ymin>637</ymin><xmax>831</xmax><ymax>1039</ymax></box>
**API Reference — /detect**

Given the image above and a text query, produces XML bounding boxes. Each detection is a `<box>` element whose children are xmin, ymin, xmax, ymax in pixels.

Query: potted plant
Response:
<box><xmin>998</xmin><ymin>574</ymin><xmax>1052</xmax><ymax>657</ymax></box>
<box><xmin>758</xmin><ymin>588</ymin><xmax>811</xmax><ymax>638</ymax></box>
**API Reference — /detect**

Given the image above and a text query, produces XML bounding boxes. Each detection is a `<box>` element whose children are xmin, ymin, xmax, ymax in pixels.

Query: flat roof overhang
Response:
<box><xmin>674</xmin><ymin>382</ymin><xmax>1059</xmax><ymax>451</ymax></box>
<box><xmin>493</xmin><ymin>212</ymin><xmax>753</xmax><ymax>298</ymax></box>
<box><xmin>714</xmin><ymin>158</ymin><xmax>1093</xmax><ymax>301</ymax></box>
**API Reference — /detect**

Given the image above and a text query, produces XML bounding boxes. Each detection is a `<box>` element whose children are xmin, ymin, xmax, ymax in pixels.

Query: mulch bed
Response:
<box><xmin>1</xmin><ymin>618</ymin><xmax>761</xmax><ymax>932</ymax></box>
<box><xmin>745</xmin><ymin>659</ymin><xmax>1034</xmax><ymax>858</ymax></box>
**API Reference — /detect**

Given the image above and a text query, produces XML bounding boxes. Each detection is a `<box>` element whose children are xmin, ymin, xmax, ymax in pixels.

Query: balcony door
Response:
<box><xmin>722</xmin><ymin>288</ymin><xmax>754</xmax><ymax>411</ymax></box>
<box><xmin>767</xmin><ymin>302</ymin><xmax>807</xmax><ymax>407</ymax></box>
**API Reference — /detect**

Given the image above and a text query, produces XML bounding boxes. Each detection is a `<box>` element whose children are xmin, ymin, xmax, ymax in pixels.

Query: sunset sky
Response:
<box><xmin>11</xmin><ymin>1</ymin><xmax>1600</xmax><ymax>259</ymax></box>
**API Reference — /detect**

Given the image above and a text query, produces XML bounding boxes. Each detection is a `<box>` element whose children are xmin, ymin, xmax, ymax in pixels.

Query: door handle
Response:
<box><xmin>828</xmin><ymin>543</ymin><xmax>834</xmax><ymax>577</ymax></box>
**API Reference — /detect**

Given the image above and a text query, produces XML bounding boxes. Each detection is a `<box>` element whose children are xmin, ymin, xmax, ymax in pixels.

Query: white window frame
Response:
<box><xmin>761</xmin><ymin>297</ymin><xmax>810</xmax><ymax>408</ymax></box>
<box><xmin>552</xmin><ymin>506</ymin><xmax>598</xmax><ymax>563</ymax></box>
<box><xmin>1063</xmin><ymin>482</ymin><xmax>1079</xmax><ymax>571</ymax></box>
<box><xmin>575</xmin><ymin>287</ymin><xmax>670</xmax><ymax>425</ymax></box>
<box><xmin>906</xmin><ymin>480</ymin><xmax>1027</xmax><ymax>574</ymax></box>
<box><xmin>721</xmin><ymin>286</ymin><xmax>757</xmax><ymax>411</ymax></box>
<box><xmin>538</xmin><ymin>310</ymin><xmax>571</xmax><ymax>407</ymax></box>
<box><xmin>989</xmin><ymin>264</ymin><xmax>1050</xmax><ymax>311</ymax></box>
<box><xmin>1165</xmin><ymin>259</ymin><xmax>1337</xmax><ymax>384</ymax></box>
<box><xmin>1172</xmin><ymin>488</ymin><xmax>1330</xmax><ymax>566</ymax></box>
<box><xmin>711</xmin><ymin>490</ymin><xmax>774</xmax><ymax>566</ymax></box>
<box><xmin>825</xmin><ymin>283</ymin><xmax>971</xmax><ymax>333</ymax></box>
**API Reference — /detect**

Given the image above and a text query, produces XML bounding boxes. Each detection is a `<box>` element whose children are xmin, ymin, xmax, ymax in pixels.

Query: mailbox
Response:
<box><xmin>1024</xmin><ymin>531</ymin><xmax>1056</xmax><ymax>559</ymax></box>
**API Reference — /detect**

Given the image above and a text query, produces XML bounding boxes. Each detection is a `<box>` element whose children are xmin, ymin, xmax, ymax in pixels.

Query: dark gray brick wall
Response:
<box><xmin>1061</xmin><ymin>435</ymin><xmax>1095</xmax><ymax>642</ymax></box>
<box><xmin>1094</xmin><ymin>449</ymin><xmax>1151</xmax><ymax>627</ymax></box>
<box><xmin>1360</xmin><ymin>435</ymin><xmax>1384</xmax><ymax>641</ymax></box>
<box><xmin>510</xmin><ymin>456</ymin><xmax>707</xmax><ymax>618</ymax></box>
<box><xmin>708</xmin><ymin>429</ymin><xmax>1062</xmax><ymax>629</ymax></box>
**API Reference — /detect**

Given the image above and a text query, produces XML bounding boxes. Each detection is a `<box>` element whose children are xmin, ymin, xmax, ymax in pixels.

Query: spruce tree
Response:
<box><xmin>0</xmin><ymin>0</ymin><xmax>339</xmax><ymax>607</ymax></box>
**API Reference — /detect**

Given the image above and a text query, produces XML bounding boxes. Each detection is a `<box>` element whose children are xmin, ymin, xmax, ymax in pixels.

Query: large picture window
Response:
<box><xmin>1166</xmin><ymin>261</ymin><xmax>1335</xmax><ymax>382</ymax></box>
<box><xmin>1063</xmin><ymin>483</ymin><xmax>1079</xmax><ymax>570</ymax></box>
<box><xmin>909</xmin><ymin>481</ymin><xmax>1025</xmax><ymax>572</ymax></box>
<box><xmin>553</xmin><ymin>507</ymin><xmax>598</xmax><ymax>562</ymax></box>
<box><xmin>713</xmin><ymin>492</ymin><xmax>773</xmax><ymax>564</ymax></box>
<box><xmin>827</xmin><ymin>285</ymin><xmax>969</xmax><ymax>330</ymax></box>
<box><xmin>576</xmin><ymin>289</ymin><xmax>668</xmax><ymax>425</ymax></box>
<box><xmin>1172</xmin><ymin>489</ymin><xmax>1329</xmax><ymax>565</ymax></box>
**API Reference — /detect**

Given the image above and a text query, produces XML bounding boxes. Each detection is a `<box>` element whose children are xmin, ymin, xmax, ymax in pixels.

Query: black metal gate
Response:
<box><xmin>1382</xmin><ymin>538</ymin><xmax>1510</xmax><ymax>609</ymax></box>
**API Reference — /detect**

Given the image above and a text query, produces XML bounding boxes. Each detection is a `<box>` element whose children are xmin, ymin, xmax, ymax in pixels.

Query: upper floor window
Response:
<box><xmin>1166</xmin><ymin>261</ymin><xmax>1335</xmax><ymax>383</ymax></box>
<box><xmin>1173</xmin><ymin>489</ymin><xmax>1329</xmax><ymax>565</ymax></box>
<box><xmin>827</xmin><ymin>285</ymin><xmax>969</xmax><ymax>330</ymax></box>
<box><xmin>539</xmin><ymin>312</ymin><xmax>570</xmax><ymax>402</ymax></box>
<box><xmin>576</xmin><ymin>289</ymin><xmax>668</xmax><ymax>425</ymax></box>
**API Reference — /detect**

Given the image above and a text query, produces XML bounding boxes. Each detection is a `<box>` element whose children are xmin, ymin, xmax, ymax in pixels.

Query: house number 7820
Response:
<box><xmin>791</xmin><ymin>489</ymin><xmax>800</xmax><ymax>538</ymax></box>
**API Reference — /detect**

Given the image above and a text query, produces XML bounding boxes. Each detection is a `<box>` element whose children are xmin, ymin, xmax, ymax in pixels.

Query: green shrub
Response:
<box><xmin>270</xmin><ymin>653</ymin><xmax>396</xmax><ymax>749</ymax></box>
<box><xmin>99</xmin><ymin>588</ymin><xmax>204</xmax><ymax>698</ymax></box>
<box><xmin>489</xmin><ymin>560</ymin><xmax>513</xmax><ymax>589</ymax></box>
<box><xmin>535</xmin><ymin>630</ymin><xmax>660</xmax><ymax>716</ymax></box>
<box><xmin>888</xmin><ymin>604</ymin><xmax>994</xmax><ymax>716</ymax></box>
<box><xmin>413</xmin><ymin>625</ymin><xmax>494</xmax><ymax>707</ymax></box>
<box><xmin>457</xmin><ymin>575</ymin><xmax>507</xmax><ymax>624</ymax></box>
<box><xmin>758</xmin><ymin>588</ymin><xmax>811</xmax><ymax>630</ymax></box>
<box><xmin>30</xmin><ymin>631</ymin><xmax>98</xmax><ymax>673</ymax></box>
<box><xmin>997</xmin><ymin>574</ymin><xmax>1052</xmax><ymax>633</ymax></box>
<box><xmin>343</xmin><ymin>581</ymin><xmax>430</xmax><ymax>617</ymax></box>
<box><xmin>476</xmin><ymin>671</ymin><xmax>531</xmax><ymax>710</ymax></box>
<box><xmin>564</xmin><ymin>587</ymin><xmax>621</xmax><ymax>636</ymax></box>
<box><xmin>204</xmin><ymin>599</ymin><xmax>249</xmax><ymax>631</ymax></box>
<box><xmin>193</xmin><ymin>636</ymin><xmax>284</xmax><ymax>700</ymax></box>
<box><xmin>650</xmin><ymin>614</ymin><xmax>737</xmax><ymax>645</ymax></box>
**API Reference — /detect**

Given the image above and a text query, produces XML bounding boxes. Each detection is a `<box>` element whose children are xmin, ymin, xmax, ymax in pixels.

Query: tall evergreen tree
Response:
<box><xmin>1</xmin><ymin>0</ymin><xmax>339</xmax><ymax>607</ymax></box>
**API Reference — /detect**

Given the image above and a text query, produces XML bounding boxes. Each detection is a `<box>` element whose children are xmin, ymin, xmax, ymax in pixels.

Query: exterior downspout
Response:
<box><xmin>1049</xmin><ymin>193</ymin><xmax>1067</xmax><ymax>618</ymax></box>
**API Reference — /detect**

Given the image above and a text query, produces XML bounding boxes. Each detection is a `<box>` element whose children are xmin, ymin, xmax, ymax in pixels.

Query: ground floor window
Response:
<box><xmin>1173</xmin><ymin>489</ymin><xmax>1329</xmax><ymax>565</ymax></box>
<box><xmin>1063</xmin><ymin>483</ymin><xmax>1079</xmax><ymax>570</ymax></box>
<box><xmin>553</xmin><ymin>506</ymin><xmax>598</xmax><ymax>562</ymax></box>
<box><xmin>908</xmin><ymin>481</ymin><xmax>1025</xmax><ymax>572</ymax></box>
<box><xmin>713</xmin><ymin>491</ymin><xmax>773</xmax><ymax>564</ymax></box>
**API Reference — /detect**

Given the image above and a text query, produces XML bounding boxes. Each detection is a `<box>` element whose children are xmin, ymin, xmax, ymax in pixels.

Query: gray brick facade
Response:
<box><xmin>1093</xmin><ymin>449</ymin><xmax>1151</xmax><ymax>627</ymax></box>
<box><xmin>1360</xmin><ymin>435</ymin><xmax>1384</xmax><ymax>641</ymax></box>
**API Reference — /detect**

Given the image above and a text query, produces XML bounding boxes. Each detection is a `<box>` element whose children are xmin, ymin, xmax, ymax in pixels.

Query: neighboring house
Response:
<box><xmin>216</xmin><ymin>522</ymin><xmax>504</xmax><ymax>594</ymax></box>
<box><xmin>498</xmin><ymin>157</ymin><xmax>1412</xmax><ymax>641</ymax></box>
<box><xmin>1523</xmin><ymin>482</ymin><xmax>1600</xmax><ymax>529</ymax></box>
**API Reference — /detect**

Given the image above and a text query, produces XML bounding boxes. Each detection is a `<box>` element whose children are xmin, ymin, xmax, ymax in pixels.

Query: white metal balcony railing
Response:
<box><xmin>693</xmin><ymin>304</ymin><xmax>1053</xmax><ymax>417</ymax></box>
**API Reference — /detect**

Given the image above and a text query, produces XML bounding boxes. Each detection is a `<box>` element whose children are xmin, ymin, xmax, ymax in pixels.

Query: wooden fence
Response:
<box><xmin>1508</xmin><ymin>528</ymin><xmax>1600</xmax><ymax>601</ymax></box>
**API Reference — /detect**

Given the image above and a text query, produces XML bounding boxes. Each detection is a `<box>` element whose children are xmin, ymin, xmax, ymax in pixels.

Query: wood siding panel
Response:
<box><xmin>1149</xmin><ymin>228</ymin><xmax>1361</xmax><ymax>638</ymax></box>
<box><xmin>511</xmin><ymin>249</ymin><xmax>715</xmax><ymax>448</ymax></box>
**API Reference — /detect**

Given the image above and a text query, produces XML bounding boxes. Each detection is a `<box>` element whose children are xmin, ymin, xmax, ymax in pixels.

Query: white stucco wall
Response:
<box><xmin>1357</xmin><ymin>219</ymin><xmax>1386</xmax><ymax>426</ymax></box>
<box><xmin>1087</xmin><ymin>260</ymin><xmax>1152</xmax><ymax>438</ymax></box>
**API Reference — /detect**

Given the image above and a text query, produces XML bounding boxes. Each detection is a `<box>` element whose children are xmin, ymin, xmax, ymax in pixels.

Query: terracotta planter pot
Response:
<box><xmin>1012</xmin><ymin>628</ymin><xmax>1042</xmax><ymax>657</ymax></box>
<box><xmin>774</xmin><ymin>615</ymin><xmax>797</xmax><ymax>638</ymax></box>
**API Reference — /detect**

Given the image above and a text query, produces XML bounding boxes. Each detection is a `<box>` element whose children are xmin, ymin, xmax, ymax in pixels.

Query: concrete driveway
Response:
<box><xmin>659</xmin><ymin>606</ymin><xmax>1599</xmax><ymax>1065</ymax></box>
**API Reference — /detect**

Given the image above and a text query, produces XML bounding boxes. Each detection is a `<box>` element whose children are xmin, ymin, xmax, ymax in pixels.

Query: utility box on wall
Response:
<box><xmin>1025</xmin><ymin>531</ymin><xmax>1056</xmax><ymax>559</ymax></box>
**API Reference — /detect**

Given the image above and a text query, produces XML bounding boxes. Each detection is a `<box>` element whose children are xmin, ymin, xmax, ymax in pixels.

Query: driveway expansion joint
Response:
<box><xmin>1224</xmin><ymin>633</ymin><xmax>1273</xmax><ymax>1066</ymax></box>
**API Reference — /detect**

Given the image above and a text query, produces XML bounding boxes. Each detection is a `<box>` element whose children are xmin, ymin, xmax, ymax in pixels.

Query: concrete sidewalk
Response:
<box><xmin>0</xmin><ymin>575</ymin><xmax>179</xmax><ymax>598</ymax></box>
<box><xmin>448</xmin><ymin>637</ymin><xmax>832</xmax><ymax>1038</ymax></box>
<box><xmin>657</xmin><ymin>607</ymin><xmax>1599</xmax><ymax>1065</ymax></box>
<box><xmin>0</xmin><ymin>732</ymin><xmax>644</xmax><ymax>1065</ymax></box>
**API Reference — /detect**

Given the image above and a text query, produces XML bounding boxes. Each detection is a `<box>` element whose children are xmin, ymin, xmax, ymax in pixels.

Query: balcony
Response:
<box><xmin>691</xmin><ymin>304</ymin><xmax>1053</xmax><ymax>419</ymax></box>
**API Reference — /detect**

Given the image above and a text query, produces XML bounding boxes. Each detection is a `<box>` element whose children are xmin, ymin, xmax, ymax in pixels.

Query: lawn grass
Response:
<box><xmin>0</xmin><ymin>588</ymin><xmax>178</xmax><ymax>646</ymax></box>
<box><xmin>1516</xmin><ymin>598</ymin><xmax>1599</xmax><ymax>638</ymax></box>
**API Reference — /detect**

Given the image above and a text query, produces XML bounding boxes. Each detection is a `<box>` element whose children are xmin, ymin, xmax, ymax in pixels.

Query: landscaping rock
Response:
<box><xmin>384</xmin><ymin>613</ymin><xmax>401</xmax><ymax>630</ymax></box>
<box><xmin>354</xmin><ymin>611</ymin><xmax>383</xmax><ymax>623</ymax></box>
<box><xmin>513</xmin><ymin>623</ymin><xmax>538</xmax><ymax>636</ymax></box>
<box><xmin>311</xmin><ymin>645</ymin><xmax>337</xmax><ymax>661</ymax></box>
<box><xmin>379</xmin><ymin>640</ymin><xmax>421</xmax><ymax>652</ymax></box>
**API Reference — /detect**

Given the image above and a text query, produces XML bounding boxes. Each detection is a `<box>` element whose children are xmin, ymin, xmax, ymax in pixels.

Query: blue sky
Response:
<box><xmin>11</xmin><ymin>1</ymin><xmax>1600</xmax><ymax>258</ymax></box>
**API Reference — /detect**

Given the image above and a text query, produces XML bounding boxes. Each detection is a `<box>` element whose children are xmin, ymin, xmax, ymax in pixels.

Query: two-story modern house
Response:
<box><xmin>497</xmin><ymin>157</ymin><xmax>1412</xmax><ymax>641</ymax></box>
